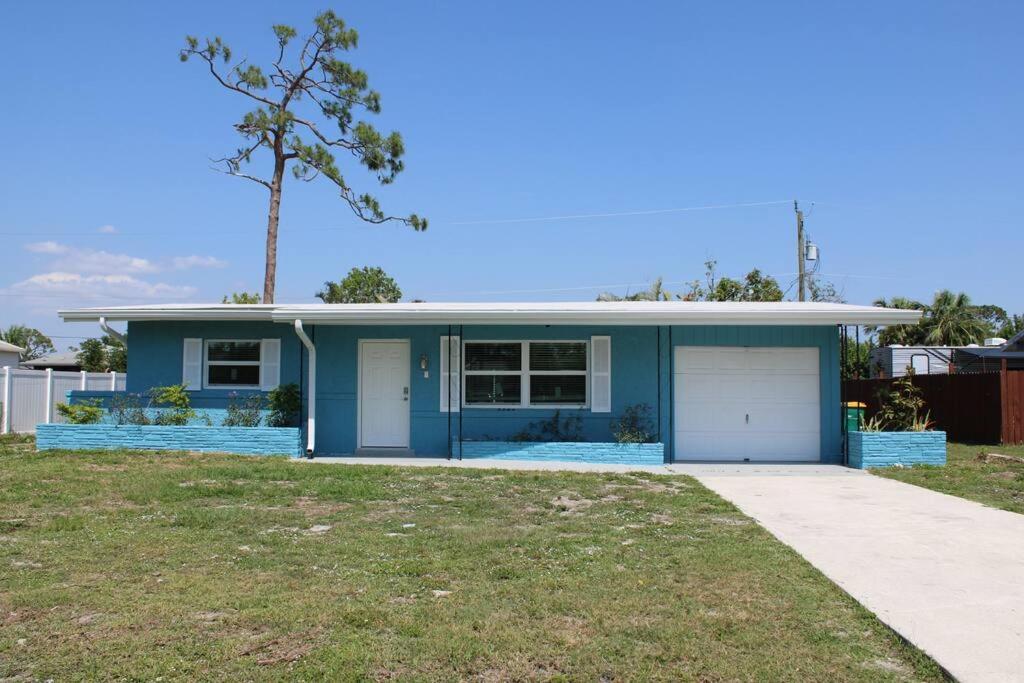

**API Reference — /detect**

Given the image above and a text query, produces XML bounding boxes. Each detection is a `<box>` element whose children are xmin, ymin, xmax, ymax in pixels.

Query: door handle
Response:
<box><xmin>745</xmin><ymin>413</ymin><xmax>749</xmax><ymax>424</ymax></box>
<box><xmin>403</xmin><ymin>386</ymin><xmax>409</xmax><ymax>401</ymax></box>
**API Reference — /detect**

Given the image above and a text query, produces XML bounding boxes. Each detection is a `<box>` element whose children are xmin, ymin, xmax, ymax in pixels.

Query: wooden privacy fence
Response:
<box><xmin>843</xmin><ymin>365</ymin><xmax>1024</xmax><ymax>444</ymax></box>
<box><xmin>1</xmin><ymin>367</ymin><xmax>126</xmax><ymax>434</ymax></box>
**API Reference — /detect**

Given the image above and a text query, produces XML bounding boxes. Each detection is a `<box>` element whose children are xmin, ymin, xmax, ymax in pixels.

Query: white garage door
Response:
<box><xmin>673</xmin><ymin>346</ymin><xmax>820</xmax><ymax>462</ymax></box>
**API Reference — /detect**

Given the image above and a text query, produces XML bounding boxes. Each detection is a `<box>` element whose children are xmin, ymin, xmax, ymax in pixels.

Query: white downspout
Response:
<box><xmin>98</xmin><ymin>317</ymin><xmax>127</xmax><ymax>348</ymax></box>
<box><xmin>293</xmin><ymin>319</ymin><xmax>316</xmax><ymax>457</ymax></box>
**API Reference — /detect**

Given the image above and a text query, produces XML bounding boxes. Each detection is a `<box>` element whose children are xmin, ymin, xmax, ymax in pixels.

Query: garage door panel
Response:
<box><xmin>673</xmin><ymin>346</ymin><xmax>820</xmax><ymax>462</ymax></box>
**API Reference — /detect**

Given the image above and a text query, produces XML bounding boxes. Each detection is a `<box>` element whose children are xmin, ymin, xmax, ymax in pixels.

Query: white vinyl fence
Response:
<box><xmin>1</xmin><ymin>367</ymin><xmax>126</xmax><ymax>434</ymax></box>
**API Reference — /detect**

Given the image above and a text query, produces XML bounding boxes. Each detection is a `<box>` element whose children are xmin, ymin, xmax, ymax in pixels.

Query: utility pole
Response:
<box><xmin>794</xmin><ymin>200</ymin><xmax>806</xmax><ymax>302</ymax></box>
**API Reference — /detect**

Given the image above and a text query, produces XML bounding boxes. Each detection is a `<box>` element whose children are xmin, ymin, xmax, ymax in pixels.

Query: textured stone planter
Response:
<box><xmin>848</xmin><ymin>430</ymin><xmax>946</xmax><ymax>469</ymax></box>
<box><xmin>36</xmin><ymin>424</ymin><xmax>302</xmax><ymax>458</ymax></box>
<box><xmin>454</xmin><ymin>440</ymin><xmax>666</xmax><ymax>465</ymax></box>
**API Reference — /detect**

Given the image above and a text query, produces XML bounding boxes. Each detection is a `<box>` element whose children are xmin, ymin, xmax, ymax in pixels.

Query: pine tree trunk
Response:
<box><xmin>262</xmin><ymin>149</ymin><xmax>286</xmax><ymax>305</ymax></box>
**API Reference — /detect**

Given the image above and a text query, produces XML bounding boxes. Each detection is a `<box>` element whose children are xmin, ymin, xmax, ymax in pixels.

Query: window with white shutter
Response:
<box><xmin>440</xmin><ymin>335</ymin><xmax>460</xmax><ymax>412</ymax></box>
<box><xmin>182</xmin><ymin>338</ymin><xmax>203</xmax><ymax>391</ymax></box>
<box><xmin>590</xmin><ymin>335</ymin><xmax>611</xmax><ymax>412</ymax></box>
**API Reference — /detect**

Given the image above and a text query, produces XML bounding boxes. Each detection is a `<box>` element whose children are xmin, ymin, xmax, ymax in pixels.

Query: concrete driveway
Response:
<box><xmin>683</xmin><ymin>464</ymin><xmax>1024</xmax><ymax>683</ymax></box>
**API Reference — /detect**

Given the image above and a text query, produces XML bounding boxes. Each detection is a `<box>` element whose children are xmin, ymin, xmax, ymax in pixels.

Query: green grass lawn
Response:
<box><xmin>872</xmin><ymin>442</ymin><xmax>1024</xmax><ymax>514</ymax></box>
<box><xmin>0</xmin><ymin>436</ymin><xmax>943</xmax><ymax>681</ymax></box>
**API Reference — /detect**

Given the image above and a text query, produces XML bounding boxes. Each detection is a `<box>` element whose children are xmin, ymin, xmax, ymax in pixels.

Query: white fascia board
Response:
<box><xmin>58</xmin><ymin>302</ymin><xmax>924</xmax><ymax>326</ymax></box>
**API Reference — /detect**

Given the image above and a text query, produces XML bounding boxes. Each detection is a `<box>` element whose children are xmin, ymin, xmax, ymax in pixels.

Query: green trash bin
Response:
<box><xmin>844</xmin><ymin>402</ymin><xmax>866</xmax><ymax>433</ymax></box>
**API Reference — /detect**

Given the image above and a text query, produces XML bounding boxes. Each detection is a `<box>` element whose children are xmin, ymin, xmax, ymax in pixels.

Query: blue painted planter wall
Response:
<box><xmin>36</xmin><ymin>423</ymin><xmax>302</xmax><ymax>457</ymax></box>
<box><xmin>848</xmin><ymin>431</ymin><xmax>947</xmax><ymax>468</ymax></box>
<box><xmin>124</xmin><ymin>321</ymin><xmax>842</xmax><ymax>461</ymax></box>
<box><xmin>457</xmin><ymin>441</ymin><xmax>665</xmax><ymax>465</ymax></box>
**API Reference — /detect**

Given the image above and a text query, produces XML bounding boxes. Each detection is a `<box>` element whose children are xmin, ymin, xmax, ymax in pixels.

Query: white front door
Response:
<box><xmin>359</xmin><ymin>340</ymin><xmax>410</xmax><ymax>448</ymax></box>
<box><xmin>673</xmin><ymin>346</ymin><xmax>821</xmax><ymax>462</ymax></box>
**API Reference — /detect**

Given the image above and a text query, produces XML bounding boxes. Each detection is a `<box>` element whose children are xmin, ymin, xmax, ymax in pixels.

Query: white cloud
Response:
<box><xmin>97</xmin><ymin>224</ymin><xmax>117</xmax><ymax>234</ymax></box>
<box><xmin>10</xmin><ymin>272</ymin><xmax>197</xmax><ymax>300</ymax></box>
<box><xmin>23</xmin><ymin>241</ymin><xmax>226</xmax><ymax>274</ymax></box>
<box><xmin>25</xmin><ymin>241</ymin><xmax>69</xmax><ymax>254</ymax></box>
<box><xmin>172</xmin><ymin>255</ymin><xmax>227</xmax><ymax>270</ymax></box>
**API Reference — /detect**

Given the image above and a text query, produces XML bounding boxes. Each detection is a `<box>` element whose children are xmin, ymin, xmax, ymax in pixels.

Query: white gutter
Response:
<box><xmin>293</xmin><ymin>319</ymin><xmax>316</xmax><ymax>457</ymax></box>
<box><xmin>99</xmin><ymin>317</ymin><xmax>127</xmax><ymax>348</ymax></box>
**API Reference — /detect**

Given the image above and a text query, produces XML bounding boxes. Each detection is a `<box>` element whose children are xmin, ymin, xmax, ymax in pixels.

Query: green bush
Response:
<box><xmin>611</xmin><ymin>403</ymin><xmax>655</xmax><ymax>444</ymax></box>
<box><xmin>876</xmin><ymin>375</ymin><xmax>927</xmax><ymax>431</ymax></box>
<box><xmin>56</xmin><ymin>400</ymin><xmax>104</xmax><ymax>425</ymax></box>
<box><xmin>267</xmin><ymin>383</ymin><xmax>301</xmax><ymax>427</ymax></box>
<box><xmin>149</xmin><ymin>385</ymin><xmax>197</xmax><ymax>426</ymax></box>
<box><xmin>510</xmin><ymin>410</ymin><xmax>583</xmax><ymax>442</ymax></box>
<box><xmin>222</xmin><ymin>392</ymin><xmax>263</xmax><ymax>427</ymax></box>
<box><xmin>108</xmin><ymin>393</ymin><xmax>150</xmax><ymax>425</ymax></box>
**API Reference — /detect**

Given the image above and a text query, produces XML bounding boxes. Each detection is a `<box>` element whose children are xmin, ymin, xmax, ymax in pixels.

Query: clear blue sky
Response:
<box><xmin>2</xmin><ymin>1</ymin><xmax>1021</xmax><ymax>344</ymax></box>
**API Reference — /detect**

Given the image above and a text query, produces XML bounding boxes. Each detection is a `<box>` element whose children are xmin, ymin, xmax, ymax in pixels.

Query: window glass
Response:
<box><xmin>208</xmin><ymin>341</ymin><xmax>261</xmax><ymax>362</ymax></box>
<box><xmin>529</xmin><ymin>342</ymin><xmax>586</xmax><ymax>371</ymax></box>
<box><xmin>207</xmin><ymin>364</ymin><xmax>260</xmax><ymax>386</ymax></box>
<box><xmin>464</xmin><ymin>343</ymin><xmax>521</xmax><ymax>371</ymax></box>
<box><xmin>529</xmin><ymin>375</ymin><xmax>586</xmax><ymax>405</ymax></box>
<box><xmin>465</xmin><ymin>375</ymin><xmax>521</xmax><ymax>405</ymax></box>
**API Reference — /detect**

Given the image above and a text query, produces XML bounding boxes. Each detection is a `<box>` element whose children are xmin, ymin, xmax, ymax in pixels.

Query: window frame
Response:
<box><xmin>461</xmin><ymin>340</ymin><xmax>589</xmax><ymax>409</ymax></box>
<box><xmin>203</xmin><ymin>339</ymin><xmax>263</xmax><ymax>390</ymax></box>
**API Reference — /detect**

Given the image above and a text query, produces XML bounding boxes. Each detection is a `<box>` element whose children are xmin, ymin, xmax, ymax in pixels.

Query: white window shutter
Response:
<box><xmin>590</xmin><ymin>335</ymin><xmax>611</xmax><ymax>412</ymax></box>
<box><xmin>182</xmin><ymin>338</ymin><xmax>203</xmax><ymax>391</ymax></box>
<box><xmin>260</xmin><ymin>339</ymin><xmax>281</xmax><ymax>391</ymax></box>
<box><xmin>440</xmin><ymin>335</ymin><xmax>461</xmax><ymax>412</ymax></box>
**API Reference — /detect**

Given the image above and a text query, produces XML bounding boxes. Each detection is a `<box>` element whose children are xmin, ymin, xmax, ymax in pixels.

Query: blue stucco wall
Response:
<box><xmin>848</xmin><ymin>430</ymin><xmax>947</xmax><ymax>468</ymax></box>
<box><xmin>122</xmin><ymin>321</ymin><xmax>841</xmax><ymax>462</ymax></box>
<box><xmin>36</xmin><ymin>424</ymin><xmax>302</xmax><ymax>457</ymax></box>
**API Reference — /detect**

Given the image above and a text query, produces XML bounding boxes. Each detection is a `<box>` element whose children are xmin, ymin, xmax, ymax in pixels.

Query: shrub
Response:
<box><xmin>611</xmin><ymin>403</ymin><xmax>654</xmax><ymax>443</ymax></box>
<box><xmin>108</xmin><ymin>393</ymin><xmax>150</xmax><ymax>425</ymax></box>
<box><xmin>510</xmin><ymin>410</ymin><xmax>583</xmax><ymax>442</ymax></box>
<box><xmin>222</xmin><ymin>392</ymin><xmax>263</xmax><ymax>427</ymax></box>
<box><xmin>149</xmin><ymin>384</ymin><xmax>197</xmax><ymax>426</ymax></box>
<box><xmin>876</xmin><ymin>375</ymin><xmax>927</xmax><ymax>431</ymax></box>
<box><xmin>267</xmin><ymin>383</ymin><xmax>301</xmax><ymax>427</ymax></box>
<box><xmin>56</xmin><ymin>400</ymin><xmax>104</xmax><ymax>425</ymax></box>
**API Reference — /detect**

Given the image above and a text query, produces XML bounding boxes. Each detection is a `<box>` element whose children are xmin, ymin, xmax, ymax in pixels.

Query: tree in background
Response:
<box><xmin>841</xmin><ymin>338</ymin><xmax>875</xmax><ymax>380</ymax></box>
<box><xmin>222</xmin><ymin>292</ymin><xmax>261</xmax><ymax>304</ymax></box>
<box><xmin>681</xmin><ymin>261</ymin><xmax>784</xmax><ymax>302</ymax></box>
<box><xmin>597</xmin><ymin>277</ymin><xmax>673</xmax><ymax>302</ymax></box>
<box><xmin>181</xmin><ymin>11</ymin><xmax>426</xmax><ymax>304</ymax></box>
<box><xmin>808</xmin><ymin>277</ymin><xmax>845</xmax><ymax>303</ymax></box>
<box><xmin>922</xmin><ymin>290</ymin><xmax>988</xmax><ymax>345</ymax></box>
<box><xmin>998</xmin><ymin>314</ymin><xmax>1024</xmax><ymax>340</ymax></box>
<box><xmin>75</xmin><ymin>335</ymin><xmax>127</xmax><ymax>373</ymax></box>
<box><xmin>317</xmin><ymin>266</ymin><xmax>402</xmax><ymax>303</ymax></box>
<box><xmin>0</xmin><ymin>324</ymin><xmax>54</xmax><ymax>362</ymax></box>
<box><xmin>869</xmin><ymin>297</ymin><xmax>928</xmax><ymax>346</ymax></box>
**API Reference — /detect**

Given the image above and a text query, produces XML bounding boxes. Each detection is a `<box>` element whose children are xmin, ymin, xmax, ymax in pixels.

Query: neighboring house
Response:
<box><xmin>869</xmin><ymin>339</ymin><xmax>1009</xmax><ymax>378</ymax></box>
<box><xmin>954</xmin><ymin>330</ymin><xmax>1024</xmax><ymax>372</ymax></box>
<box><xmin>0</xmin><ymin>340</ymin><xmax>23</xmax><ymax>368</ymax></box>
<box><xmin>59</xmin><ymin>302</ymin><xmax>919</xmax><ymax>463</ymax></box>
<box><xmin>20</xmin><ymin>351</ymin><xmax>82</xmax><ymax>371</ymax></box>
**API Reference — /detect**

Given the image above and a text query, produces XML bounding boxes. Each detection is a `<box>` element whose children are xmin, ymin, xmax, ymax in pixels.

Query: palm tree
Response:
<box><xmin>597</xmin><ymin>277</ymin><xmax>673</xmax><ymax>302</ymax></box>
<box><xmin>869</xmin><ymin>297</ymin><xmax>927</xmax><ymax>346</ymax></box>
<box><xmin>923</xmin><ymin>290</ymin><xmax>987</xmax><ymax>345</ymax></box>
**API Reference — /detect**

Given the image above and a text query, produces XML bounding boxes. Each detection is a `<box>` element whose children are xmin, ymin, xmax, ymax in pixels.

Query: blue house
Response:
<box><xmin>58</xmin><ymin>302</ymin><xmax>919</xmax><ymax>463</ymax></box>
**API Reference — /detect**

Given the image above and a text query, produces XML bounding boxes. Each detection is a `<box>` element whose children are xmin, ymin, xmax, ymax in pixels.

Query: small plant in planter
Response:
<box><xmin>222</xmin><ymin>392</ymin><xmax>263</xmax><ymax>427</ymax></box>
<box><xmin>149</xmin><ymin>385</ymin><xmax>197</xmax><ymax>426</ymax></box>
<box><xmin>510</xmin><ymin>410</ymin><xmax>584</xmax><ymax>442</ymax></box>
<box><xmin>55</xmin><ymin>399</ymin><xmax>104</xmax><ymax>425</ymax></box>
<box><xmin>874</xmin><ymin>375</ymin><xmax>930</xmax><ymax>431</ymax></box>
<box><xmin>611</xmin><ymin>403</ymin><xmax>655</xmax><ymax>444</ymax></box>
<box><xmin>266</xmin><ymin>383</ymin><xmax>301</xmax><ymax>427</ymax></box>
<box><xmin>108</xmin><ymin>393</ymin><xmax>151</xmax><ymax>425</ymax></box>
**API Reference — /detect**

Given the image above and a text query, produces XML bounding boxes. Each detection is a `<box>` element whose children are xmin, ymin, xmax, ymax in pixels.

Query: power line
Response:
<box><xmin>0</xmin><ymin>199</ymin><xmax>796</xmax><ymax>236</ymax></box>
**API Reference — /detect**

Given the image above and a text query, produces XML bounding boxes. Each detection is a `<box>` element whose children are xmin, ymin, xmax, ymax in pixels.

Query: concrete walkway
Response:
<box><xmin>689</xmin><ymin>465</ymin><xmax>1024</xmax><ymax>683</ymax></box>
